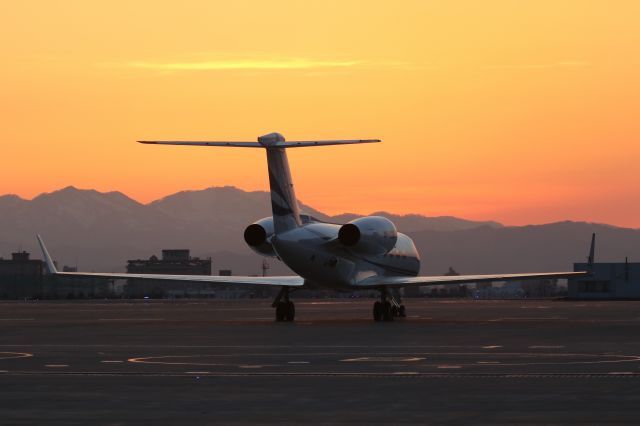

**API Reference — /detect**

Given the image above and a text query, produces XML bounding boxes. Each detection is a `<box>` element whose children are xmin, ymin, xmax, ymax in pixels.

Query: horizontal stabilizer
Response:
<box><xmin>138</xmin><ymin>141</ymin><xmax>263</xmax><ymax>147</ymax></box>
<box><xmin>137</xmin><ymin>139</ymin><xmax>381</xmax><ymax>148</ymax></box>
<box><xmin>280</xmin><ymin>139</ymin><xmax>380</xmax><ymax>148</ymax></box>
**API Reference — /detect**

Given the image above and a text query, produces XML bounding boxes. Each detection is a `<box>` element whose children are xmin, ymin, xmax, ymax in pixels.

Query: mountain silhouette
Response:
<box><xmin>0</xmin><ymin>186</ymin><xmax>638</xmax><ymax>276</ymax></box>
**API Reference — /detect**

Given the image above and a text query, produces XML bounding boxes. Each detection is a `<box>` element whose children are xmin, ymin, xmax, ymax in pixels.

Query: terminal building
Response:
<box><xmin>569</xmin><ymin>259</ymin><xmax>639</xmax><ymax>299</ymax></box>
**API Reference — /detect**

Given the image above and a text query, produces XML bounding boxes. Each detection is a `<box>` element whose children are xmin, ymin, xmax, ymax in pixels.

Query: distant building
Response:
<box><xmin>0</xmin><ymin>252</ymin><xmax>44</xmax><ymax>299</ymax></box>
<box><xmin>569</xmin><ymin>259</ymin><xmax>639</xmax><ymax>299</ymax></box>
<box><xmin>125</xmin><ymin>249</ymin><xmax>212</xmax><ymax>298</ymax></box>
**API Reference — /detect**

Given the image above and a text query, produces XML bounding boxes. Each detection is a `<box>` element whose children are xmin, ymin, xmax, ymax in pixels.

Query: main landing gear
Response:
<box><xmin>373</xmin><ymin>288</ymin><xmax>406</xmax><ymax>322</ymax></box>
<box><xmin>273</xmin><ymin>286</ymin><xmax>295</xmax><ymax>322</ymax></box>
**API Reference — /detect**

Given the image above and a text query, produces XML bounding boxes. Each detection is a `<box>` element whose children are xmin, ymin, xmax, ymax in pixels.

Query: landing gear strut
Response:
<box><xmin>272</xmin><ymin>286</ymin><xmax>295</xmax><ymax>322</ymax></box>
<box><xmin>373</xmin><ymin>288</ymin><xmax>406</xmax><ymax>322</ymax></box>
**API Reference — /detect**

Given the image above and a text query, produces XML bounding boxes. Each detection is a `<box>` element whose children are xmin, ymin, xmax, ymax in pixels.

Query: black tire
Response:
<box><xmin>382</xmin><ymin>302</ymin><xmax>394</xmax><ymax>321</ymax></box>
<box><xmin>373</xmin><ymin>301</ymin><xmax>383</xmax><ymax>321</ymax></box>
<box><xmin>399</xmin><ymin>305</ymin><xmax>406</xmax><ymax>318</ymax></box>
<box><xmin>275</xmin><ymin>302</ymin><xmax>286</xmax><ymax>321</ymax></box>
<box><xmin>286</xmin><ymin>301</ymin><xmax>296</xmax><ymax>322</ymax></box>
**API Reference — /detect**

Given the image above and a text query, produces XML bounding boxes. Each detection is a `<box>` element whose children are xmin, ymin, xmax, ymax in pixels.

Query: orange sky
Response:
<box><xmin>1</xmin><ymin>1</ymin><xmax>639</xmax><ymax>227</ymax></box>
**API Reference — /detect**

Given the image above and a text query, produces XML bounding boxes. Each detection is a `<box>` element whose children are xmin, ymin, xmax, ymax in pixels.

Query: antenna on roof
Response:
<box><xmin>587</xmin><ymin>233</ymin><xmax>596</xmax><ymax>273</ymax></box>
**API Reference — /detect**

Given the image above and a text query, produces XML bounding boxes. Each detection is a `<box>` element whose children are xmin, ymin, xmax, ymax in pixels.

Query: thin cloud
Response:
<box><xmin>127</xmin><ymin>57</ymin><xmax>361</xmax><ymax>71</ymax></box>
<box><xmin>484</xmin><ymin>61</ymin><xmax>590</xmax><ymax>70</ymax></box>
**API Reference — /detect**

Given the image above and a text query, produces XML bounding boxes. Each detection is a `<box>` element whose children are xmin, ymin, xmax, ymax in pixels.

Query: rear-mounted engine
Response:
<box><xmin>338</xmin><ymin>216</ymin><xmax>397</xmax><ymax>255</ymax></box>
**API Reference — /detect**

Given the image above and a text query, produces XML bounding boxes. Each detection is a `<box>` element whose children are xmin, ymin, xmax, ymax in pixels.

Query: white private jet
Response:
<box><xmin>37</xmin><ymin>132</ymin><xmax>591</xmax><ymax>321</ymax></box>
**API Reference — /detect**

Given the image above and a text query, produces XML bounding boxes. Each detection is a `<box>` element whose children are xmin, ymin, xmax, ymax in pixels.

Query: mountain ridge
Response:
<box><xmin>1</xmin><ymin>186</ymin><xmax>638</xmax><ymax>276</ymax></box>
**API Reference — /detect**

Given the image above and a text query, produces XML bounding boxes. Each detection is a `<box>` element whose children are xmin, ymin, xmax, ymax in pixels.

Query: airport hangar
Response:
<box><xmin>570</xmin><ymin>259</ymin><xmax>640</xmax><ymax>299</ymax></box>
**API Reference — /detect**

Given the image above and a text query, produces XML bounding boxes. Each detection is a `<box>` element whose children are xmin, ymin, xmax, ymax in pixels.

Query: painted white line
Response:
<box><xmin>437</xmin><ymin>365</ymin><xmax>462</xmax><ymax>369</ymax></box>
<box><xmin>529</xmin><ymin>345</ymin><xmax>565</xmax><ymax>349</ymax></box>
<box><xmin>239</xmin><ymin>365</ymin><xmax>263</xmax><ymax>369</ymax></box>
<box><xmin>45</xmin><ymin>364</ymin><xmax>68</xmax><ymax>368</ymax></box>
<box><xmin>0</xmin><ymin>318</ymin><xmax>35</xmax><ymax>321</ymax></box>
<box><xmin>341</xmin><ymin>357</ymin><xmax>426</xmax><ymax>362</ymax></box>
<box><xmin>186</xmin><ymin>371</ymin><xmax>211</xmax><ymax>374</ymax></box>
<box><xmin>477</xmin><ymin>361</ymin><xmax>501</xmax><ymax>364</ymax></box>
<box><xmin>482</xmin><ymin>345</ymin><xmax>503</xmax><ymax>349</ymax></box>
<box><xmin>489</xmin><ymin>317</ymin><xmax>567</xmax><ymax>322</ymax></box>
<box><xmin>100</xmin><ymin>360</ymin><xmax>124</xmax><ymax>363</ymax></box>
<box><xmin>0</xmin><ymin>352</ymin><xmax>33</xmax><ymax>360</ymax></box>
<box><xmin>287</xmin><ymin>361</ymin><xmax>310</xmax><ymax>364</ymax></box>
<box><xmin>393</xmin><ymin>371</ymin><xmax>419</xmax><ymax>375</ymax></box>
<box><xmin>99</xmin><ymin>318</ymin><xmax>165</xmax><ymax>321</ymax></box>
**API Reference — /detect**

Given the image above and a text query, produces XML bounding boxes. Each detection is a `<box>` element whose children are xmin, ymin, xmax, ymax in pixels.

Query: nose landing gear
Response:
<box><xmin>273</xmin><ymin>286</ymin><xmax>295</xmax><ymax>322</ymax></box>
<box><xmin>373</xmin><ymin>288</ymin><xmax>406</xmax><ymax>322</ymax></box>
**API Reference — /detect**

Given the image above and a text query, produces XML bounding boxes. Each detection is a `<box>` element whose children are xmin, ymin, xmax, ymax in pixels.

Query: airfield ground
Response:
<box><xmin>1</xmin><ymin>298</ymin><xmax>640</xmax><ymax>424</ymax></box>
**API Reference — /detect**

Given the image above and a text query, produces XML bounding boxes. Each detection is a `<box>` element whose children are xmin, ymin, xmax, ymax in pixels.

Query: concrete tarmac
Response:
<box><xmin>2</xmin><ymin>299</ymin><xmax>640</xmax><ymax>424</ymax></box>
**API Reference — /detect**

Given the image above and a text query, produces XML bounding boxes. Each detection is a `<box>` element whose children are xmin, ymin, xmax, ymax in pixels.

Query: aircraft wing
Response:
<box><xmin>49</xmin><ymin>271</ymin><xmax>304</xmax><ymax>287</ymax></box>
<box><xmin>36</xmin><ymin>235</ymin><xmax>304</xmax><ymax>287</ymax></box>
<box><xmin>353</xmin><ymin>271</ymin><xmax>589</xmax><ymax>289</ymax></box>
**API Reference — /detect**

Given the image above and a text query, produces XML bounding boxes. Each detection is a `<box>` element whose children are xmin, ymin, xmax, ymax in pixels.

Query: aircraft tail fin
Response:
<box><xmin>139</xmin><ymin>132</ymin><xmax>381</xmax><ymax>234</ymax></box>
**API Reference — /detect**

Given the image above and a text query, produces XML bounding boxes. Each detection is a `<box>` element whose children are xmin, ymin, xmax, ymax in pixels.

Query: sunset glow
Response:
<box><xmin>1</xmin><ymin>1</ymin><xmax>639</xmax><ymax>227</ymax></box>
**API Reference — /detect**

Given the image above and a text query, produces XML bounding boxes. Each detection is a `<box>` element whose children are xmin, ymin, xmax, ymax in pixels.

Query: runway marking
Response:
<box><xmin>128</xmin><ymin>356</ymin><xmax>227</xmax><ymax>366</ymax></box>
<box><xmin>239</xmin><ymin>365</ymin><xmax>263</xmax><ymax>369</ymax></box>
<box><xmin>609</xmin><ymin>371</ymin><xmax>634</xmax><ymax>375</ymax></box>
<box><xmin>4</xmin><ymin>370</ymin><xmax>640</xmax><ymax>378</ymax></box>
<box><xmin>100</xmin><ymin>360</ymin><xmax>124</xmax><ymax>363</ymax></box>
<box><xmin>186</xmin><ymin>371</ymin><xmax>211</xmax><ymax>374</ymax></box>
<box><xmin>98</xmin><ymin>318</ymin><xmax>165</xmax><ymax>321</ymax></box>
<box><xmin>0</xmin><ymin>318</ymin><xmax>35</xmax><ymax>321</ymax></box>
<box><xmin>519</xmin><ymin>306</ymin><xmax>550</xmax><ymax>309</ymax></box>
<box><xmin>529</xmin><ymin>345</ymin><xmax>565</xmax><ymax>349</ymax></box>
<box><xmin>482</xmin><ymin>345</ymin><xmax>503</xmax><ymax>349</ymax></box>
<box><xmin>0</xmin><ymin>352</ymin><xmax>33</xmax><ymax>360</ymax></box>
<box><xmin>44</xmin><ymin>364</ymin><xmax>68</xmax><ymax>368</ymax></box>
<box><xmin>393</xmin><ymin>371</ymin><xmax>419</xmax><ymax>375</ymax></box>
<box><xmin>477</xmin><ymin>361</ymin><xmax>501</xmax><ymax>364</ymax></box>
<box><xmin>437</xmin><ymin>365</ymin><xmax>462</xmax><ymax>369</ymax></box>
<box><xmin>340</xmin><ymin>357</ymin><xmax>425</xmax><ymax>362</ymax></box>
<box><xmin>288</xmin><ymin>361</ymin><xmax>310</xmax><ymax>364</ymax></box>
<box><xmin>489</xmin><ymin>317</ymin><xmax>567</xmax><ymax>322</ymax></box>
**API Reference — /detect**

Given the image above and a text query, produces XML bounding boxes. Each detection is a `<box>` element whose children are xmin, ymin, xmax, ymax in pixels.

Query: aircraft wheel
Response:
<box><xmin>399</xmin><ymin>305</ymin><xmax>406</xmax><ymax>318</ymax></box>
<box><xmin>391</xmin><ymin>305</ymin><xmax>399</xmax><ymax>317</ymax></box>
<box><xmin>373</xmin><ymin>301</ymin><xmax>383</xmax><ymax>321</ymax></box>
<box><xmin>382</xmin><ymin>302</ymin><xmax>394</xmax><ymax>322</ymax></box>
<box><xmin>286</xmin><ymin>301</ymin><xmax>296</xmax><ymax>322</ymax></box>
<box><xmin>275</xmin><ymin>302</ymin><xmax>287</xmax><ymax>321</ymax></box>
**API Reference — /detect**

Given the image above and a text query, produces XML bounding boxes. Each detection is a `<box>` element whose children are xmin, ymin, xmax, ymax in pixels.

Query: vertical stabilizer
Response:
<box><xmin>259</xmin><ymin>133</ymin><xmax>302</xmax><ymax>233</ymax></box>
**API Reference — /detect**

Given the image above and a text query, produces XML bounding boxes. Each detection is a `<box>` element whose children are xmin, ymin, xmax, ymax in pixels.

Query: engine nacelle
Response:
<box><xmin>244</xmin><ymin>217</ymin><xmax>277</xmax><ymax>257</ymax></box>
<box><xmin>338</xmin><ymin>216</ymin><xmax>397</xmax><ymax>255</ymax></box>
